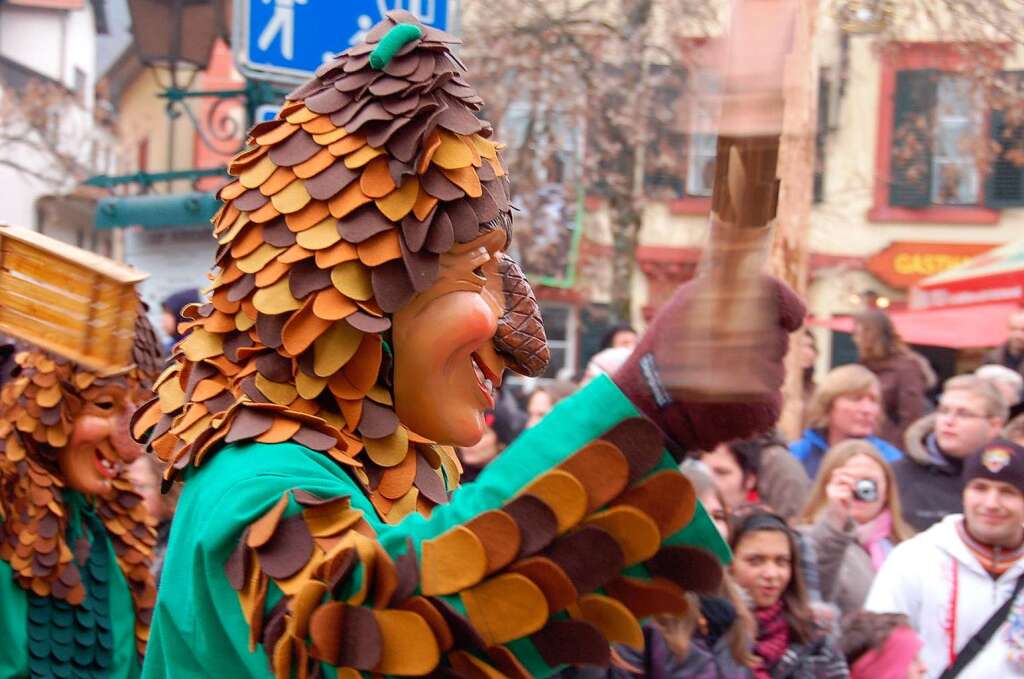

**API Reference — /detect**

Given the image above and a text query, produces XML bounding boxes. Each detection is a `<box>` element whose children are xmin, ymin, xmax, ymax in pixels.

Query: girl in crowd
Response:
<box><xmin>840</xmin><ymin>612</ymin><xmax>926</xmax><ymax>679</ymax></box>
<box><xmin>853</xmin><ymin>310</ymin><xmax>932</xmax><ymax>446</ymax></box>
<box><xmin>790</xmin><ymin>365</ymin><xmax>903</xmax><ymax>478</ymax></box>
<box><xmin>797</xmin><ymin>440</ymin><xmax>914</xmax><ymax>616</ymax></box>
<box><xmin>729</xmin><ymin>511</ymin><xmax>849</xmax><ymax>679</ymax></box>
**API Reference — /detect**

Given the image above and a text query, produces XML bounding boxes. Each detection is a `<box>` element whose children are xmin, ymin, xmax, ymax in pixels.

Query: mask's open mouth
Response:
<box><xmin>92</xmin><ymin>444</ymin><xmax>120</xmax><ymax>480</ymax></box>
<box><xmin>471</xmin><ymin>351</ymin><xmax>499</xmax><ymax>407</ymax></box>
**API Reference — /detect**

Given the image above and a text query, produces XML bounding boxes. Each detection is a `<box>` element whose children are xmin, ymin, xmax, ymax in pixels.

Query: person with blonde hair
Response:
<box><xmin>896</xmin><ymin>374</ymin><xmax>1008</xmax><ymax>530</ymax></box>
<box><xmin>790</xmin><ymin>365</ymin><xmax>903</xmax><ymax>478</ymax></box>
<box><xmin>797</xmin><ymin>440</ymin><xmax>914</xmax><ymax>616</ymax></box>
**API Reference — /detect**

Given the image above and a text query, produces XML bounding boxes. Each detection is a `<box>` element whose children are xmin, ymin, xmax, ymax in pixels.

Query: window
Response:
<box><xmin>537</xmin><ymin>303</ymin><xmax>577</xmax><ymax>380</ymax></box>
<box><xmin>931</xmin><ymin>76</ymin><xmax>981</xmax><ymax>205</ymax></box>
<box><xmin>684</xmin><ymin>71</ymin><xmax>719</xmax><ymax>198</ymax></box>
<box><xmin>986</xmin><ymin>71</ymin><xmax>1024</xmax><ymax>207</ymax></box>
<box><xmin>814</xmin><ymin>69</ymin><xmax>835</xmax><ymax>203</ymax></box>
<box><xmin>889</xmin><ymin>71</ymin><xmax>982</xmax><ymax>207</ymax></box>
<box><xmin>642</xmin><ymin>65</ymin><xmax>718</xmax><ymax>203</ymax></box>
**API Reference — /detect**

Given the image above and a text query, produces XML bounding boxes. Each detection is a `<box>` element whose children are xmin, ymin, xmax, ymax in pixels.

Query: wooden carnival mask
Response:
<box><xmin>134</xmin><ymin>11</ymin><xmax>550</xmax><ymax>523</ymax></box>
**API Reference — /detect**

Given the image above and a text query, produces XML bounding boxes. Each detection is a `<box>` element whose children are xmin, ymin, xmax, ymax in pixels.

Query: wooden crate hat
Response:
<box><xmin>0</xmin><ymin>225</ymin><xmax>148</xmax><ymax>374</ymax></box>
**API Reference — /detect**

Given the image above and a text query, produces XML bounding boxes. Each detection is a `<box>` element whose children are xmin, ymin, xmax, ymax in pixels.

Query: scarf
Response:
<box><xmin>957</xmin><ymin>519</ymin><xmax>1024</xmax><ymax>578</ymax></box>
<box><xmin>753</xmin><ymin>600</ymin><xmax>790</xmax><ymax>679</ymax></box>
<box><xmin>855</xmin><ymin>509</ymin><xmax>894</xmax><ymax>571</ymax></box>
<box><xmin>850</xmin><ymin>626</ymin><xmax>922</xmax><ymax>679</ymax></box>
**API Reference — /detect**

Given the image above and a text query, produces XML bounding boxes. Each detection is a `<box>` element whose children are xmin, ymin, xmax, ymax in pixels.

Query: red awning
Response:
<box><xmin>809</xmin><ymin>301</ymin><xmax>1018</xmax><ymax>349</ymax></box>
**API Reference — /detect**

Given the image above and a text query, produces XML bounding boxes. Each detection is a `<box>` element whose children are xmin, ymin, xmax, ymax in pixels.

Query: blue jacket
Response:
<box><xmin>789</xmin><ymin>429</ymin><xmax>903</xmax><ymax>478</ymax></box>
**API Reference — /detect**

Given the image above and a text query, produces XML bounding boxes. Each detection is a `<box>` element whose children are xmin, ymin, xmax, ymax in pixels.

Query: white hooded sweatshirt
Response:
<box><xmin>865</xmin><ymin>514</ymin><xmax>1024</xmax><ymax>678</ymax></box>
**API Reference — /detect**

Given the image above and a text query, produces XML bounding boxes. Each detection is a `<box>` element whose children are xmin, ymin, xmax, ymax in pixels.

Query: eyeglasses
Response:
<box><xmin>936</xmin><ymin>406</ymin><xmax>988</xmax><ymax>421</ymax></box>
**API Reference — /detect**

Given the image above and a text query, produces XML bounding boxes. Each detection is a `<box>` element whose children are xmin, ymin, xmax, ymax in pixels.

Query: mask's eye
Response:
<box><xmin>94</xmin><ymin>398</ymin><xmax>115</xmax><ymax>411</ymax></box>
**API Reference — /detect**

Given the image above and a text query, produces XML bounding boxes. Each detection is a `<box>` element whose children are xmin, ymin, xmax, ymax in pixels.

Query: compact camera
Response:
<box><xmin>853</xmin><ymin>479</ymin><xmax>878</xmax><ymax>503</ymax></box>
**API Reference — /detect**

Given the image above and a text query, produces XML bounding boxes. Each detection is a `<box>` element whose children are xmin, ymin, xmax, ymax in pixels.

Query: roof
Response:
<box><xmin>0</xmin><ymin>54</ymin><xmax>68</xmax><ymax>93</ymax></box>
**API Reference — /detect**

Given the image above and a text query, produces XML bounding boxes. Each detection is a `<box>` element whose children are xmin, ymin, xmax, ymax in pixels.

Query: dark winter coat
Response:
<box><xmin>765</xmin><ymin>636</ymin><xmax>849</xmax><ymax>679</ymax></box>
<box><xmin>985</xmin><ymin>344</ymin><xmax>1024</xmax><ymax>379</ymax></box>
<box><xmin>860</xmin><ymin>352</ymin><xmax>927</xmax><ymax>447</ymax></box>
<box><xmin>891</xmin><ymin>414</ymin><xmax>964</xmax><ymax>532</ymax></box>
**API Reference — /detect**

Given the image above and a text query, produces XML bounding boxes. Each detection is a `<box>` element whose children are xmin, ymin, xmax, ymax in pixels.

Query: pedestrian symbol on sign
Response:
<box><xmin>257</xmin><ymin>0</ymin><xmax>309</xmax><ymax>61</ymax></box>
<box><xmin>353</xmin><ymin>1</ymin><xmax>438</xmax><ymax>44</ymax></box>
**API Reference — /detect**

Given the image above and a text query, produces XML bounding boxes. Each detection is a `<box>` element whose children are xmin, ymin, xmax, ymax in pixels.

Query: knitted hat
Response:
<box><xmin>963</xmin><ymin>438</ymin><xmax>1024</xmax><ymax>495</ymax></box>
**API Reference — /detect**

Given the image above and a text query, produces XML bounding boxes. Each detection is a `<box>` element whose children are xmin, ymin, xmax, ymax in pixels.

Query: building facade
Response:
<box><xmin>0</xmin><ymin>0</ymin><xmax>117</xmax><ymax>247</ymax></box>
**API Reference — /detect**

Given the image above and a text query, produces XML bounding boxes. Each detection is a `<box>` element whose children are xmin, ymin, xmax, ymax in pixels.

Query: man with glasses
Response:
<box><xmin>895</xmin><ymin>375</ymin><xmax>1008</xmax><ymax>531</ymax></box>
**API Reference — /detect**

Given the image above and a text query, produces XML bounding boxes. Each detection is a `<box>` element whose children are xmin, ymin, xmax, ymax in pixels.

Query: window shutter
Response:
<box><xmin>889</xmin><ymin>69</ymin><xmax>938</xmax><ymax>207</ymax></box>
<box><xmin>985</xmin><ymin>73</ymin><xmax>1024</xmax><ymax>207</ymax></box>
<box><xmin>813</xmin><ymin>71</ymin><xmax>831</xmax><ymax>204</ymax></box>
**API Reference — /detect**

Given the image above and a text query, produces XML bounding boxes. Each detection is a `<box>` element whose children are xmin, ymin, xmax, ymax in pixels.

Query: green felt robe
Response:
<box><xmin>142</xmin><ymin>375</ymin><xmax>728</xmax><ymax>678</ymax></box>
<box><xmin>0</xmin><ymin>493</ymin><xmax>141</xmax><ymax>679</ymax></box>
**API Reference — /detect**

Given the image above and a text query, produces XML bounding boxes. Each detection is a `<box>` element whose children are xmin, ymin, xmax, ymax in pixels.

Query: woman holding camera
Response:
<box><xmin>796</xmin><ymin>440</ymin><xmax>915</xmax><ymax>616</ymax></box>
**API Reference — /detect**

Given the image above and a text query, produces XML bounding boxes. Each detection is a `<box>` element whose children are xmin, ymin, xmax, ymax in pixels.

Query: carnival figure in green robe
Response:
<box><xmin>135</xmin><ymin>10</ymin><xmax>804</xmax><ymax>678</ymax></box>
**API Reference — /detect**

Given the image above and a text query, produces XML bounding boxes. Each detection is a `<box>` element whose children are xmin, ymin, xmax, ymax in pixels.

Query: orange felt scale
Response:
<box><xmin>420</xmin><ymin>526</ymin><xmax>488</xmax><ymax>596</ymax></box>
<box><xmin>294</xmin><ymin>148</ymin><xmax>336</xmax><ymax>180</ymax></box>
<box><xmin>375</xmin><ymin>177</ymin><xmax>419</xmax><ymax>221</ymax></box>
<box><xmin>311</xmin><ymin>288</ymin><xmax>358</xmax><ymax>321</ymax></box>
<box><xmin>343</xmin><ymin>145</ymin><xmax>384</xmax><ymax>169</ymax></box>
<box><xmin>254</xmin><ymin>121</ymin><xmax>299</xmax><ymax>146</ymax></box>
<box><xmin>328</xmin><ymin>134</ymin><xmax>367</xmax><ymax>157</ymax></box>
<box><xmin>328</xmin><ymin>182</ymin><xmax>373</xmax><ymax>219</ymax></box>
<box><xmin>359</xmin><ymin>157</ymin><xmax>397</xmax><ymax>198</ymax></box>
<box><xmin>281</xmin><ymin>298</ymin><xmax>334</xmax><ymax>356</ymax></box>
<box><xmin>356</xmin><ymin>230</ymin><xmax>402</xmax><ymax>267</ymax></box>
<box><xmin>248</xmin><ymin>200</ymin><xmax>281</xmax><ymax>224</ymax></box>
<box><xmin>301</xmin><ymin>116</ymin><xmax>336</xmax><ymax>135</ymax></box>
<box><xmin>442</xmin><ymin>166</ymin><xmax>483</xmax><ymax>198</ymax></box>
<box><xmin>286</xmin><ymin>201</ymin><xmax>332</xmax><ymax>232</ymax></box>
<box><xmin>260</xmin><ymin>166</ymin><xmax>297</xmax><ymax>197</ymax></box>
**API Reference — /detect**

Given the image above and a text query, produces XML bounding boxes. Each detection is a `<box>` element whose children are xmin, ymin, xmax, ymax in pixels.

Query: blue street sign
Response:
<box><xmin>234</xmin><ymin>0</ymin><xmax>452</xmax><ymax>84</ymax></box>
<box><xmin>255</xmin><ymin>104</ymin><xmax>280</xmax><ymax>122</ymax></box>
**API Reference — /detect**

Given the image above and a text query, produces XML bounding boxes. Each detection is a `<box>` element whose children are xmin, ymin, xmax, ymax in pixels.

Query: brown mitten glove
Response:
<box><xmin>612</xmin><ymin>275</ymin><xmax>805</xmax><ymax>453</ymax></box>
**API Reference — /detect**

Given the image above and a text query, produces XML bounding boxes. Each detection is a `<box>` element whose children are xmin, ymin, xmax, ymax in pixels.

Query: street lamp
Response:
<box><xmin>122</xmin><ymin>0</ymin><xmax>278</xmax><ymax>159</ymax></box>
<box><xmin>832</xmin><ymin>0</ymin><xmax>894</xmax><ymax>34</ymax></box>
<box><xmin>127</xmin><ymin>0</ymin><xmax>219</xmax><ymax>75</ymax></box>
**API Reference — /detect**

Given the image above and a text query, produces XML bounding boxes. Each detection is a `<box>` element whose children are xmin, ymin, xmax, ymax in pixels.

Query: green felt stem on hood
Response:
<box><xmin>369</xmin><ymin>24</ymin><xmax>425</xmax><ymax>70</ymax></box>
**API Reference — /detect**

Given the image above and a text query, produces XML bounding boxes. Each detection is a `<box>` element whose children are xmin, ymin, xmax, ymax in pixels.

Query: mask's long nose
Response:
<box><xmin>493</xmin><ymin>256</ymin><xmax>550</xmax><ymax>377</ymax></box>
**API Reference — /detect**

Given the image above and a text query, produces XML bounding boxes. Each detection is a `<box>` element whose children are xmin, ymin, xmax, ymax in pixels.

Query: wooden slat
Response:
<box><xmin>0</xmin><ymin>272</ymin><xmax>92</xmax><ymax>318</ymax></box>
<box><xmin>0</xmin><ymin>293</ymin><xmax>91</xmax><ymax>334</ymax></box>
<box><xmin>0</xmin><ymin>226</ymin><xmax>146</xmax><ymax>284</ymax></box>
